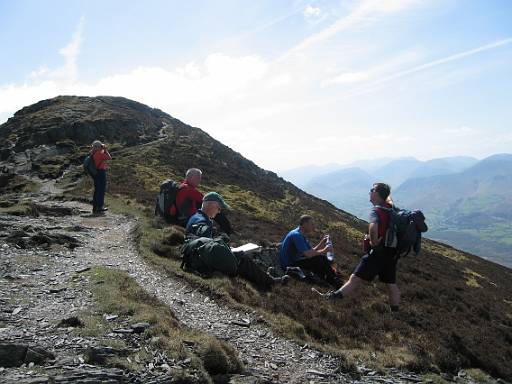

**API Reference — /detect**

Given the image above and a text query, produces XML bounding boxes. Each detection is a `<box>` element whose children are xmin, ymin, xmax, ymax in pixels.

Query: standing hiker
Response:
<box><xmin>91</xmin><ymin>140</ymin><xmax>111</xmax><ymax>215</ymax></box>
<box><xmin>279</xmin><ymin>215</ymin><xmax>342</xmax><ymax>288</ymax></box>
<box><xmin>325</xmin><ymin>183</ymin><xmax>401</xmax><ymax>312</ymax></box>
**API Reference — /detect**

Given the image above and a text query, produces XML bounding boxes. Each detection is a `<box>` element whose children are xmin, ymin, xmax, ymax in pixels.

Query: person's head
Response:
<box><xmin>201</xmin><ymin>192</ymin><xmax>229</xmax><ymax>219</ymax></box>
<box><xmin>91</xmin><ymin>140</ymin><xmax>104</xmax><ymax>152</ymax></box>
<box><xmin>185</xmin><ymin>168</ymin><xmax>202</xmax><ymax>187</ymax></box>
<box><xmin>369</xmin><ymin>182</ymin><xmax>392</xmax><ymax>206</ymax></box>
<box><xmin>299</xmin><ymin>215</ymin><xmax>315</xmax><ymax>234</ymax></box>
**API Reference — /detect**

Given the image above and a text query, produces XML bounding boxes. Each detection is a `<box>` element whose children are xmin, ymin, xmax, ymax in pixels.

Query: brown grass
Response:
<box><xmin>81</xmin><ymin>266</ymin><xmax>243</xmax><ymax>381</ymax></box>
<box><xmin>58</xmin><ymin>126</ymin><xmax>512</xmax><ymax>381</ymax></box>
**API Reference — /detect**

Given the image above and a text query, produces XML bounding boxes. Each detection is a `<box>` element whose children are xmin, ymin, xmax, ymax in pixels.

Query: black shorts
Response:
<box><xmin>353</xmin><ymin>247</ymin><xmax>398</xmax><ymax>284</ymax></box>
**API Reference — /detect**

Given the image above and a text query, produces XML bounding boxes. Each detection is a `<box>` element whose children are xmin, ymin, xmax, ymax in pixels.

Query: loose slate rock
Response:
<box><xmin>49</xmin><ymin>287</ymin><xmax>67</xmax><ymax>294</ymax></box>
<box><xmin>25</xmin><ymin>346</ymin><xmax>55</xmax><ymax>365</ymax></box>
<box><xmin>131</xmin><ymin>322</ymin><xmax>150</xmax><ymax>333</ymax></box>
<box><xmin>85</xmin><ymin>346</ymin><xmax>130</xmax><ymax>364</ymax></box>
<box><xmin>58</xmin><ymin>316</ymin><xmax>84</xmax><ymax>328</ymax></box>
<box><xmin>231</xmin><ymin>319</ymin><xmax>251</xmax><ymax>328</ymax></box>
<box><xmin>0</xmin><ymin>342</ymin><xmax>27</xmax><ymax>367</ymax></box>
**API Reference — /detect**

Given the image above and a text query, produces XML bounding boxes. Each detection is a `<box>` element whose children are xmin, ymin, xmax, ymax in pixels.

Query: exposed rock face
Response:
<box><xmin>0</xmin><ymin>342</ymin><xmax>55</xmax><ymax>367</ymax></box>
<box><xmin>0</xmin><ymin>96</ymin><xmax>178</xmax><ymax>180</ymax></box>
<box><xmin>1</xmin><ymin>96</ymin><xmax>171</xmax><ymax>150</ymax></box>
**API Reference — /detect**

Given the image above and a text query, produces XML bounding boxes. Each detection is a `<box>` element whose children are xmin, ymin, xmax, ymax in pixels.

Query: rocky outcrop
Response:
<box><xmin>0</xmin><ymin>95</ymin><xmax>179</xmax><ymax>181</ymax></box>
<box><xmin>0</xmin><ymin>342</ymin><xmax>54</xmax><ymax>367</ymax></box>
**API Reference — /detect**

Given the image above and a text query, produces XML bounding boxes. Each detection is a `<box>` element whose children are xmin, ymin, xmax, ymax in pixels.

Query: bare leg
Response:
<box><xmin>335</xmin><ymin>274</ymin><xmax>364</xmax><ymax>297</ymax></box>
<box><xmin>387</xmin><ymin>284</ymin><xmax>400</xmax><ymax>308</ymax></box>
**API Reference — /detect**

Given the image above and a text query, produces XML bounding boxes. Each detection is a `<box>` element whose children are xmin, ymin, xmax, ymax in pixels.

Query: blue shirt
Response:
<box><xmin>279</xmin><ymin>227</ymin><xmax>312</xmax><ymax>268</ymax></box>
<box><xmin>185</xmin><ymin>210</ymin><xmax>213</xmax><ymax>238</ymax></box>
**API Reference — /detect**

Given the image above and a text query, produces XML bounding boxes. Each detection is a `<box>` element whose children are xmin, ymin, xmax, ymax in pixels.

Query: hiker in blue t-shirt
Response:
<box><xmin>279</xmin><ymin>215</ymin><xmax>341</xmax><ymax>288</ymax></box>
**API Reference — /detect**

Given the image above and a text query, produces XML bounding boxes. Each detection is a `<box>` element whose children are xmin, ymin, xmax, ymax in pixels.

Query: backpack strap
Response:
<box><xmin>373</xmin><ymin>206</ymin><xmax>390</xmax><ymax>240</ymax></box>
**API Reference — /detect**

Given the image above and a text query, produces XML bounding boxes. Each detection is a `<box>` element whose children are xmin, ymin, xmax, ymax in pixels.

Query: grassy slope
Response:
<box><xmin>79</xmin><ymin>266</ymin><xmax>243</xmax><ymax>383</ymax></box>
<box><xmin>68</xmin><ymin>126</ymin><xmax>512</xmax><ymax>380</ymax></box>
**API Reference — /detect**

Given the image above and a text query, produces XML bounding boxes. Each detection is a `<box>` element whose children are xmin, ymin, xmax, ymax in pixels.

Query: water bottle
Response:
<box><xmin>326</xmin><ymin>235</ymin><xmax>335</xmax><ymax>262</ymax></box>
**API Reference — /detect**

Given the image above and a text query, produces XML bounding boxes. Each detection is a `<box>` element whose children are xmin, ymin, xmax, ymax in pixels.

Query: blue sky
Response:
<box><xmin>1</xmin><ymin>0</ymin><xmax>511</xmax><ymax>171</ymax></box>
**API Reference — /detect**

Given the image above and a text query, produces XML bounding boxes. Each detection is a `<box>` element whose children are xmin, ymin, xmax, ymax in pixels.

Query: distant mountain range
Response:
<box><xmin>280</xmin><ymin>155</ymin><xmax>512</xmax><ymax>267</ymax></box>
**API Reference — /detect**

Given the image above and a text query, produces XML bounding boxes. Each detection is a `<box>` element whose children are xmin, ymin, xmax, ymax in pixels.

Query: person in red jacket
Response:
<box><xmin>324</xmin><ymin>182</ymin><xmax>401</xmax><ymax>312</ymax></box>
<box><xmin>91</xmin><ymin>140</ymin><xmax>111</xmax><ymax>214</ymax></box>
<box><xmin>173</xmin><ymin>168</ymin><xmax>232</xmax><ymax>234</ymax></box>
<box><xmin>173</xmin><ymin>168</ymin><xmax>203</xmax><ymax>221</ymax></box>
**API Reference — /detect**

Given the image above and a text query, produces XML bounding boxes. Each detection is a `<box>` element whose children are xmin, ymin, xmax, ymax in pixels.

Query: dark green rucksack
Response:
<box><xmin>181</xmin><ymin>236</ymin><xmax>238</xmax><ymax>277</ymax></box>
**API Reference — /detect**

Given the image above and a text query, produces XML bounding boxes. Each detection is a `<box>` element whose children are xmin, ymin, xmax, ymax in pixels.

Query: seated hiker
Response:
<box><xmin>185</xmin><ymin>192</ymin><xmax>226</xmax><ymax>238</ymax></box>
<box><xmin>325</xmin><ymin>183</ymin><xmax>401</xmax><ymax>312</ymax></box>
<box><xmin>90</xmin><ymin>140</ymin><xmax>111</xmax><ymax>215</ymax></box>
<box><xmin>279</xmin><ymin>215</ymin><xmax>341</xmax><ymax>288</ymax></box>
<box><xmin>173</xmin><ymin>168</ymin><xmax>203</xmax><ymax>226</ymax></box>
<box><xmin>183</xmin><ymin>192</ymin><xmax>288</xmax><ymax>289</ymax></box>
<box><xmin>175</xmin><ymin>168</ymin><xmax>232</xmax><ymax>234</ymax></box>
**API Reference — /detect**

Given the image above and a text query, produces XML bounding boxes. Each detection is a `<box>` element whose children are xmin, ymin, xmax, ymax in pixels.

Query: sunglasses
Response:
<box><xmin>369</xmin><ymin>188</ymin><xmax>376</xmax><ymax>194</ymax></box>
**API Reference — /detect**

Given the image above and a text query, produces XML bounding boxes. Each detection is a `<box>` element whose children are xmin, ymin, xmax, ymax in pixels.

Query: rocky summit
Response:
<box><xmin>0</xmin><ymin>96</ymin><xmax>511</xmax><ymax>384</ymax></box>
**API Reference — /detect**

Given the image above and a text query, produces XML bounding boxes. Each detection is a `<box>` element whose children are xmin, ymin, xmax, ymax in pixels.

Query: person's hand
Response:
<box><xmin>323</xmin><ymin>244</ymin><xmax>333</xmax><ymax>254</ymax></box>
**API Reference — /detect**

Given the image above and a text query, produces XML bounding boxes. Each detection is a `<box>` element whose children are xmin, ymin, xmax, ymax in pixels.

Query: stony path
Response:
<box><xmin>78</xmin><ymin>208</ymin><xmax>346</xmax><ymax>383</ymax></box>
<box><xmin>0</xmin><ymin>191</ymin><xmax>437</xmax><ymax>383</ymax></box>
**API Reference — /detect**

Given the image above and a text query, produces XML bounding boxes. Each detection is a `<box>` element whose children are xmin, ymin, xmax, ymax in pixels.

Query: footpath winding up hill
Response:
<box><xmin>1</xmin><ymin>96</ymin><xmax>511</xmax><ymax>383</ymax></box>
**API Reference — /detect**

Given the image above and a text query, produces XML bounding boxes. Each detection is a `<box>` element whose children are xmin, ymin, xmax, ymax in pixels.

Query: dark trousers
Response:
<box><xmin>92</xmin><ymin>170</ymin><xmax>107</xmax><ymax>212</ymax></box>
<box><xmin>294</xmin><ymin>255</ymin><xmax>341</xmax><ymax>288</ymax></box>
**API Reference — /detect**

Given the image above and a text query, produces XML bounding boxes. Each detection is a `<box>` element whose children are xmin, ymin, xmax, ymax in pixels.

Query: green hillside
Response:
<box><xmin>394</xmin><ymin>155</ymin><xmax>512</xmax><ymax>267</ymax></box>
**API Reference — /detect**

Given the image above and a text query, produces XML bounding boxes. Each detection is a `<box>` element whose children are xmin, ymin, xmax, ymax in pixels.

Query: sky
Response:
<box><xmin>1</xmin><ymin>0</ymin><xmax>511</xmax><ymax>172</ymax></box>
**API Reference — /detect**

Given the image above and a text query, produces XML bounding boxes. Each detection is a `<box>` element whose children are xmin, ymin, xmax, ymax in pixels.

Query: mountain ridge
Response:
<box><xmin>1</xmin><ymin>96</ymin><xmax>511</xmax><ymax>380</ymax></box>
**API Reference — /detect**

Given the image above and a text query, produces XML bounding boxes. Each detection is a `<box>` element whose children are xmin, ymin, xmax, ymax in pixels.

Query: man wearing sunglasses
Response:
<box><xmin>325</xmin><ymin>183</ymin><xmax>401</xmax><ymax>313</ymax></box>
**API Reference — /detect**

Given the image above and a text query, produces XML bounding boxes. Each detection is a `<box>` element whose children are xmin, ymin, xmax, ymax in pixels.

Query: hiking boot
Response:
<box><xmin>99</xmin><ymin>207</ymin><xmax>108</xmax><ymax>212</ymax></box>
<box><xmin>285</xmin><ymin>266</ymin><xmax>306</xmax><ymax>280</ymax></box>
<box><xmin>325</xmin><ymin>290</ymin><xmax>343</xmax><ymax>300</ymax></box>
<box><xmin>280</xmin><ymin>274</ymin><xmax>291</xmax><ymax>285</ymax></box>
<box><xmin>266</xmin><ymin>269</ymin><xmax>290</xmax><ymax>285</ymax></box>
<box><xmin>312</xmin><ymin>287</ymin><xmax>343</xmax><ymax>300</ymax></box>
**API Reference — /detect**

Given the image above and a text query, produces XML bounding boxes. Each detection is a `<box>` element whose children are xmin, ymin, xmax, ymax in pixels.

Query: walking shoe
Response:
<box><xmin>285</xmin><ymin>266</ymin><xmax>306</xmax><ymax>280</ymax></box>
<box><xmin>311</xmin><ymin>288</ymin><xmax>343</xmax><ymax>300</ymax></box>
<box><xmin>266</xmin><ymin>268</ymin><xmax>291</xmax><ymax>285</ymax></box>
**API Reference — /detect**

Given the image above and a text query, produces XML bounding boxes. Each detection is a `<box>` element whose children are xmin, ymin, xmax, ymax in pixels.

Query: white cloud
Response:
<box><xmin>323</xmin><ymin>71</ymin><xmax>370</xmax><ymax>85</ymax></box>
<box><xmin>281</xmin><ymin>0</ymin><xmax>423</xmax><ymax>61</ymax></box>
<box><xmin>52</xmin><ymin>16</ymin><xmax>84</xmax><ymax>83</ymax></box>
<box><xmin>303</xmin><ymin>5</ymin><xmax>322</xmax><ymax>19</ymax></box>
<box><xmin>0</xmin><ymin>50</ymin><xmax>270</xmax><ymax>118</ymax></box>
<box><xmin>443</xmin><ymin>126</ymin><xmax>479</xmax><ymax>136</ymax></box>
<box><xmin>371</xmin><ymin>37</ymin><xmax>512</xmax><ymax>86</ymax></box>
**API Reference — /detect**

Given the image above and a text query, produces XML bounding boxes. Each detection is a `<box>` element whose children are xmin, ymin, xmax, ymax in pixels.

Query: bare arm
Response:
<box><xmin>304</xmin><ymin>235</ymin><xmax>331</xmax><ymax>257</ymax></box>
<box><xmin>369</xmin><ymin>222</ymin><xmax>381</xmax><ymax>247</ymax></box>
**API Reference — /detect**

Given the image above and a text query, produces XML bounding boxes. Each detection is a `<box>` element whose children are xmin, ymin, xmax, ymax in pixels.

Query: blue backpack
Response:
<box><xmin>83</xmin><ymin>155</ymin><xmax>98</xmax><ymax>177</ymax></box>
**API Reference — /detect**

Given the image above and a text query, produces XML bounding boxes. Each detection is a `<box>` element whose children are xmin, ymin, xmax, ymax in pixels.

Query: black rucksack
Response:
<box><xmin>377</xmin><ymin>206</ymin><xmax>428</xmax><ymax>257</ymax></box>
<box><xmin>155</xmin><ymin>180</ymin><xmax>182</xmax><ymax>222</ymax></box>
<box><xmin>83</xmin><ymin>155</ymin><xmax>98</xmax><ymax>178</ymax></box>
